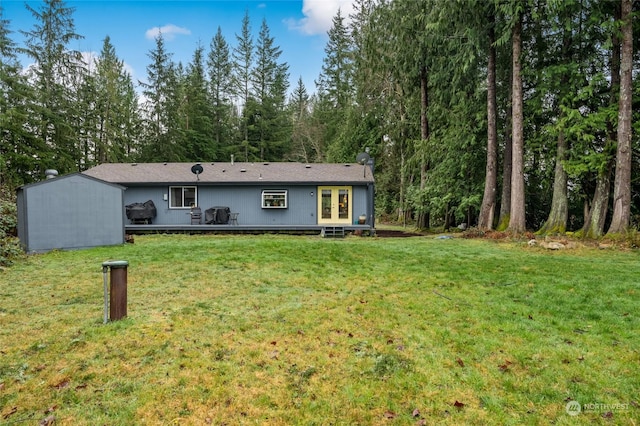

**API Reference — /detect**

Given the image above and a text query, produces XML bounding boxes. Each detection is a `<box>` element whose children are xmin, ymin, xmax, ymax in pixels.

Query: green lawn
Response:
<box><xmin>0</xmin><ymin>234</ymin><xmax>638</xmax><ymax>425</ymax></box>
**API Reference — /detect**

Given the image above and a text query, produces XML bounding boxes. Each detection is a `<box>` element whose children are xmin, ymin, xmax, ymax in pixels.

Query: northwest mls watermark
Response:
<box><xmin>565</xmin><ymin>400</ymin><xmax>630</xmax><ymax>416</ymax></box>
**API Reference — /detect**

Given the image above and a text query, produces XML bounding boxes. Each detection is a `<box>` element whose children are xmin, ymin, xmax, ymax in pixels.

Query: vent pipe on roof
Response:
<box><xmin>231</xmin><ymin>154</ymin><xmax>234</xmax><ymax>165</ymax></box>
<box><xmin>44</xmin><ymin>169</ymin><xmax>58</xmax><ymax>179</ymax></box>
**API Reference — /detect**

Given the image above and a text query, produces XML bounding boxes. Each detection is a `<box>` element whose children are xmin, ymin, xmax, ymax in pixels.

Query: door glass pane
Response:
<box><xmin>321</xmin><ymin>189</ymin><xmax>332</xmax><ymax>219</ymax></box>
<box><xmin>338</xmin><ymin>189</ymin><xmax>349</xmax><ymax>219</ymax></box>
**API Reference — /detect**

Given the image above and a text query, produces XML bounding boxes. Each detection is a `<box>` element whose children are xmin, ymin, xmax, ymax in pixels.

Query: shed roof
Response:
<box><xmin>18</xmin><ymin>172</ymin><xmax>126</xmax><ymax>191</ymax></box>
<box><xmin>83</xmin><ymin>162</ymin><xmax>374</xmax><ymax>185</ymax></box>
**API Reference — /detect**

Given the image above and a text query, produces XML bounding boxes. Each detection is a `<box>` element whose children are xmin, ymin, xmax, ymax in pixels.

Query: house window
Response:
<box><xmin>262</xmin><ymin>190</ymin><xmax>287</xmax><ymax>208</ymax></box>
<box><xmin>169</xmin><ymin>186</ymin><xmax>197</xmax><ymax>208</ymax></box>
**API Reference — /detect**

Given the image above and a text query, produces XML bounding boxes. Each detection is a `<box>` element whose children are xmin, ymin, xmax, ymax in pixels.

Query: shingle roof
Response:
<box><xmin>83</xmin><ymin>162</ymin><xmax>374</xmax><ymax>185</ymax></box>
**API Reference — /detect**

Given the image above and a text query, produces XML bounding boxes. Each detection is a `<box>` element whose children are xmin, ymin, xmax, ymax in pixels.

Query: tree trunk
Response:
<box><xmin>538</xmin><ymin>130</ymin><xmax>568</xmax><ymax>234</ymax></box>
<box><xmin>416</xmin><ymin>65</ymin><xmax>430</xmax><ymax>229</ymax></box>
<box><xmin>538</xmin><ymin>23</ymin><xmax>572</xmax><ymax>235</ymax></box>
<box><xmin>607</xmin><ymin>0</ymin><xmax>633</xmax><ymax>235</ymax></box>
<box><xmin>397</xmin><ymin>85</ymin><xmax>408</xmax><ymax>224</ymax></box>
<box><xmin>497</xmin><ymin>88</ymin><xmax>513</xmax><ymax>231</ymax></box>
<box><xmin>582</xmin><ymin>163</ymin><xmax>613</xmax><ymax>238</ymax></box>
<box><xmin>583</xmin><ymin>3</ymin><xmax>620</xmax><ymax>238</ymax></box>
<box><xmin>478</xmin><ymin>15</ymin><xmax>497</xmax><ymax>230</ymax></box>
<box><xmin>507</xmin><ymin>16</ymin><xmax>526</xmax><ymax>233</ymax></box>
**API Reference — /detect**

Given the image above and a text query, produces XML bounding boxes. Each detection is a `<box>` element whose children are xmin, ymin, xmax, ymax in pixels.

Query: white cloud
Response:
<box><xmin>288</xmin><ymin>0</ymin><xmax>355</xmax><ymax>35</ymax></box>
<box><xmin>145</xmin><ymin>24</ymin><xmax>191</xmax><ymax>41</ymax></box>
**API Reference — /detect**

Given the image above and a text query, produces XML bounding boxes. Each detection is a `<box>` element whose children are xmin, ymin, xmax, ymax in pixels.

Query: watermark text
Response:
<box><xmin>566</xmin><ymin>401</ymin><xmax>629</xmax><ymax>416</ymax></box>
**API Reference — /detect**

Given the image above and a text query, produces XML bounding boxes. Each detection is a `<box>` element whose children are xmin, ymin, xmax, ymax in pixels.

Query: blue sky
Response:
<box><xmin>2</xmin><ymin>0</ymin><xmax>356</xmax><ymax>95</ymax></box>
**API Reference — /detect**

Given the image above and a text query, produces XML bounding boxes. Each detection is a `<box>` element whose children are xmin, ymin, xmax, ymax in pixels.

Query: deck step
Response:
<box><xmin>321</xmin><ymin>226</ymin><xmax>345</xmax><ymax>238</ymax></box>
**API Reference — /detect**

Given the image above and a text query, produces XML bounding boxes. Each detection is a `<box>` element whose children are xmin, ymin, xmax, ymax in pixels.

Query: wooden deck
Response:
<box><xmin>125</xmin><ymin>223</ymin><xmax>374</xmax><ymax>236</ymax></box>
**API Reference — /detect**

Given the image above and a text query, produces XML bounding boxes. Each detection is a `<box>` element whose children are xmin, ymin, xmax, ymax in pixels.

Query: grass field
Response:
<box><xmin>0</xmin><ymin>234</ymin><xmax>638</xmax><ymax>425</ymax></box>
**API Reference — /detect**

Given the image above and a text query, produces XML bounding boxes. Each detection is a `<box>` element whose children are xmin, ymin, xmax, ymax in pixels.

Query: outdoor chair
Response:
<box><xmin>190</xmin><ymin>207</ymin><xmax>202</xmax><ymax>225</ymax></box>
<box><xmin>229</xmin><ymin>212</ymin><xmax>239</xmax><ymax>225</ymax></box>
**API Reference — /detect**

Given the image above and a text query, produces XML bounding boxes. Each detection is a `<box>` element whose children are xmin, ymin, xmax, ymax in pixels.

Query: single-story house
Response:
<box><xmin>82</xmin><ymin>161</ymin><xmax>375</xmax><ymax>234</ymax></box>
<box><xmin>16</xmin><ymin>173</ymin><xmax>126</xmax><ymax>253</ymax></box>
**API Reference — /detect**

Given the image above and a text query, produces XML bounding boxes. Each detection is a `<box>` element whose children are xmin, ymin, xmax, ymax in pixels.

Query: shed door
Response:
<box><xmin>318</xmin><ymin>186</ymin><xmax>352</xmax><ymax>224</ymax></box>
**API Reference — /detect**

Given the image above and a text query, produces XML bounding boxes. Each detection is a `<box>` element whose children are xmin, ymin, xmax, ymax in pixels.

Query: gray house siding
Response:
<box><xmin>123</xmin><ymin>184</ymin><xmax>370</xmax><ymax>226</ymax></box>
<box><xmin>17</xmin><ymin>174</ymin><xmax>125</xmax><ymax>253</ymax></box>
<box><xmin>16</xmin><ymin>190</ymin><xmax>28</xmax><ymax>250</ymax></box>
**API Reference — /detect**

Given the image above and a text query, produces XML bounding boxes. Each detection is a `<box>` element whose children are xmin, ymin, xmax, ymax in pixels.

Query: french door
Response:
<box><xmin>318</xmin><ymin>186</ymin><xmax>352</xmax><ymax>224</ymax></box>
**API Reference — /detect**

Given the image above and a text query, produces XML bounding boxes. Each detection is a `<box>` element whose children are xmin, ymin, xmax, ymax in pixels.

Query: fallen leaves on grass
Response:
<box><xmin>3</xmin><ymin>406</ymin><xmax>18</xmax><ymax>419</ymax></box>
<box><xmin>453</xmin><ymin>401</ymin><xmax>465</xmax><ymax>409</ymax></box>
<box><xmin>498</xmin><ymin>360</ymin><xmax>512</xmax><ymax>372</ymax></box>
<box><xmin>52</xmin><ymin>379</ymin><xmax>69</xmax><ymax>390</ymax></box>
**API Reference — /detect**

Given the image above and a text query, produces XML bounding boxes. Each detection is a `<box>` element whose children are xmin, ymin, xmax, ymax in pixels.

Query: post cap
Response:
<box><xmin>102</xmin><ymin>260</ymin><xmax>129</xmax><ymax>268</ymax></box>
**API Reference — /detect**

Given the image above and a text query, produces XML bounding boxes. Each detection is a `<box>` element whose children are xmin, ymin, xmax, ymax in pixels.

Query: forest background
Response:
<box><xmin>1</xmin><ymin>0</ymin><xmax>639</xmax><ymax>237</ymax></box>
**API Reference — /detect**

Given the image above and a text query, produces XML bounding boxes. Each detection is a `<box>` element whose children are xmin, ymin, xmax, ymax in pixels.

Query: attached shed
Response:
<box><xmin>17</xmin><ymin>173</ymin><xmax>125</xmax><ymax>253</ymax></box>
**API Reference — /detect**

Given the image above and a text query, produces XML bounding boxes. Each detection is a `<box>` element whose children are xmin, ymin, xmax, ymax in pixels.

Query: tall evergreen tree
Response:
<box><xmin>183</xmin><ymin>44</ymin><xmax>215</xmax><ymax>161</ymax></box>
<box><xmin>537</xmin><ymin>2</ymin><xmax>577</xmax><ymax>234</ymax></box>
<box><xmin>478</xmin><ymin>6</ymin><xmax>498</xmax><ymax>230</ymax></box>
<box><xmin>317</xmin><ymin>8</ymin><xmax>353</xmax><ymax>110</ymax></box>
<box><xmin>207</xmin><ymin>27</ymin><xmax>234</xmax><ymax>157</ymax></box>
<box><xmin>139</xmin><ymin>33</ymin><xmax>183</xmax><ymax>161</ymax></box>
<box><xmin>248</xmin><ymin>19</ymin><xmax>290</xmax><ymax>161</ymax></box>
<box><xmin>315</xmin><ymin>8</ymin><xmax>355</xmax><ymax>164</ymax></box>
<box><xmin>19</xmin><ymin>0</ymin><xmax>83</xmax><ymax>174</ymax></box>
<box><xmin>581</xmin><ymin>3</ymin><xmax>620</xmax><ymax>238</ymax></box>
<box><xmin>75</xmin><ymin>57</ymin><xmax>98</xmax><ymax>167</ymax></box>
<box><xmin>0</xmin><ymin>8</ymin><xmax>42</xmax><ymax>186</ymax></box>
<box><xmin>607</xmin><ymin>0</ymin><xmax>633</xmax><ymax>234</ymax></box>
<box><xmin>232</xmin><ymin>10</ymin><xmax>254</xmax><ymax>160</ymax></box>
<box><xmin>506</xmin><ymin>5</ymin><xmax>526</xmax><ymax>233</ymax></box>
<box><xmin>89</xmin><ymin>36</ymin><xmax>140</xmax><ymax>163</ymax></box>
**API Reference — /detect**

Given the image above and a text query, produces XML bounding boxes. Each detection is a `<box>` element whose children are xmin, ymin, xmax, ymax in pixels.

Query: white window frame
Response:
<box><xmin>262</xmin><ymin>190</ymin><xmax>288</xmax><ymax>209</ymax></box>
<box><xmin>169</xmin><ymin>186</ymin><xmax>197</xmax><ymax>209</ymax></box>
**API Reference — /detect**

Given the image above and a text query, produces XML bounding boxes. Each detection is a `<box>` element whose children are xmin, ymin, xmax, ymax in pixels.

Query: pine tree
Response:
<box><xmin>19</xmin><ymin>0</ymin><xmax>84</xmax><ymax>174</ymax></box>
<box><xmin>478</xmin><ymin>7</ymin><xmax>498</xmax><ymax>230</ymax></box>
<box><xmin>207</xmin><ymin>27</ymin><xmax>234</xmax><ymax>157</ymax></box>
<box><xmin>581</xmin><ymin>2</ymin><xmax>620</xmax><ymax>238</ymax></box>
<box><xmin>506</xmin><ymin>4</ymin><xmax>526</xmax><ymax>234</ymax></box>
<box><xmin>183</xmin><ymin>44</ymin><xmax>214</xmax><ymax>161</ymax></box>
<box><xmin>316</xmin><ymin>9</ymin><xmax>353</xmax><ymax>110</ymax></box>
<box><xmin>248</xmin><ymin>19</ymin><xmax>290</xmax><ymax>161</ymax></box>
<box><xmin>232</xmin><ymin>10</ymin><xmax>254</xmax><ymax>160</ymax></box>
<box><xmin>76</xmin><ymin>59</ymin><xmax>98</xmax><ymax>166</ymax></box>
<box><xmin>139</xmin><ymin>33</ymin><xmax>184</xmax><ymax>161</ymax></box>
<box><xmin>93</xmin><ymin>36</ymin><xmax>140</xmax><ymax>163</ymax></box>
<box><xmin>0</xmin><ymin>8</ymin><xmax>42</xmax><ymax>185</ymax></box>
<box><xmin>607</xmin><ymin>0</ymin><xmax>633</xmax><ymax>234</ymax></box>
<box><xmin>315</xmin><ymin>8</ymin><xmax>355</xmax><ymax>165</ymax></box>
